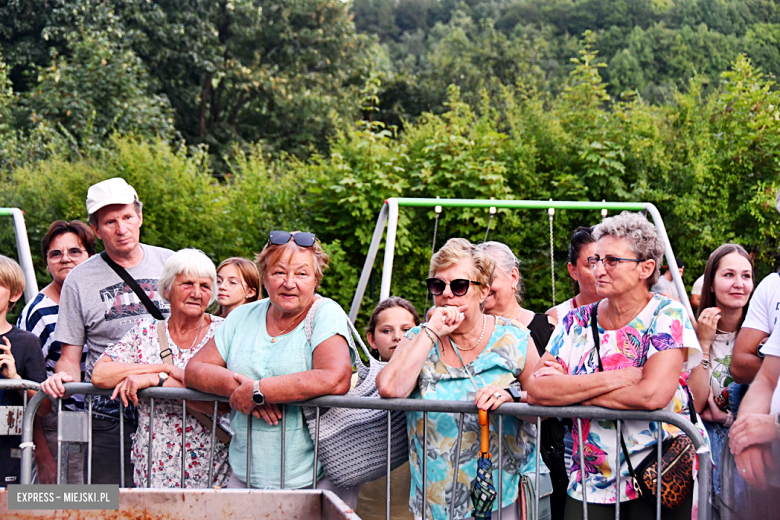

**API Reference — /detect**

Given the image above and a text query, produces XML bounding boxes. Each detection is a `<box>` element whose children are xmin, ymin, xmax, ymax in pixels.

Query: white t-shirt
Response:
<box><xmin>691</xmin><ymin>275</ymin><xmax>704</xmax><ymax>297</ymax></box>
<box><xmin>742</xmin><ymin>272</ymin><xmax>780</xmax><ymax>335</ymax></box>
<box><xmin>759</xmin><ymin>328</ymin><xmax>780</xmax><ymax>487</ymax></box>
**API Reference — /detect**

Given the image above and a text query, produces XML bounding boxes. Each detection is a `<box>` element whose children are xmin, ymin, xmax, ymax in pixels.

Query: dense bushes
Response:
<box><xmin>2</xmin><ymin>50</ymin><xmax>778</xmax><ymax>327</ymax></box>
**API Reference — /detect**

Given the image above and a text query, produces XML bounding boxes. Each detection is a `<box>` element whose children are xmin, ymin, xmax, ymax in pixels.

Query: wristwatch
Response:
<box><xmin>507</xmin><ymin>387</ymin><xmax>523</xmax><ymax>403</ymax></box>
<box><xmin>157</xmin><ymin>372</ymin><xmax>169</xmax><ymax>387</ymax></box>
<box><xmin>252</xmin><ymin>380</ymin><xmax>265</xmax><ymax>406</ymax></box>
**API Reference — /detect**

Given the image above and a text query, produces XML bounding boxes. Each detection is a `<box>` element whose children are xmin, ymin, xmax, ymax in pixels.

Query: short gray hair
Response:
<box><xmin>88</xmin><ymin>200</ymin><xmax>144</xmax><ymax>229</ymax></box>
<box><xmin>476</xmin><ymin>241</ymin><xmax>523</xmax><ymax>302</ymax></box>
<box><xmin>159</xmin><ymin>248</ymin><xmax>218</xmax><ymax>305</ymax></box>
<box><xmin>593</xmin><ymin>211</ymin><xmax>664</xmax><ymax>288</ymax></box>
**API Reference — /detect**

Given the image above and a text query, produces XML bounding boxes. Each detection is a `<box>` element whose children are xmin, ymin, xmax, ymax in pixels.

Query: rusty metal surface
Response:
<box><xmin>1</xmin><ymin>488</ymin><xmax>362</xmax><ymax>520</ymax></box>
<box><xmin>1</xmin><ymin>406</ymin><xmax>24</xmax><ymax>435</ymax></box>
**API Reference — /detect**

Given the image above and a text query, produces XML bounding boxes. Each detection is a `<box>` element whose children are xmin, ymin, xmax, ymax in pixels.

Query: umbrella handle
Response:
<box><xmin>479</xmin><ymin>409</ymin><xmax>490</xmax><ymax>456</ymax></box>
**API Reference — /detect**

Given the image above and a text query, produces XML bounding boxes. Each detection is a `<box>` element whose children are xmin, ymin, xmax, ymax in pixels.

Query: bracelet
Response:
<box><xmin>723</xmin><ymin>410</ymin><xmax>734</xmax><ymax>428</ymax></box>
<box><xmin>422</xmin><ymin>324</ymin><xmax>441</xmax><ymax>342</ymax></box>
<box><xmin>701</xmin><ymin>358</ymin><xmax>710</xmax><ymax>369</ymax></box>
<box><xmin>422</xmin><ymin>326</ymin><xmax>438</xmax><ymax>345</ymax></box>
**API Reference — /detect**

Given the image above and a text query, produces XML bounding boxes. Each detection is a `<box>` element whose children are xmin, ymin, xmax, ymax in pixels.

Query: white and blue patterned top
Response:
<box><xmin>17</xmin><ymin>292</ymin><xmax>87</xmax><ymax>411</ymax></box>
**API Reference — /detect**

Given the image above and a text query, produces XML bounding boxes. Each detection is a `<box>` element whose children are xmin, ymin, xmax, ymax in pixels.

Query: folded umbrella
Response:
<box><xmin>470</xmin><ymin>409</ymin><xmax>497</xmax><ymax>520</ymax></box>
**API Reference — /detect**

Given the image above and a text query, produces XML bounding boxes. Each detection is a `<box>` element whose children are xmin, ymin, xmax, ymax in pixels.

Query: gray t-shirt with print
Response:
<box><xmin>53</xmin><ymin>244</ymin><xmax>173</xmax><ymax>419</ymax></box>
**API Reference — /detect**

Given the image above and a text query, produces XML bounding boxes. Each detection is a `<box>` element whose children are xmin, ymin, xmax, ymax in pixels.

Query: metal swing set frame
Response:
<box><xmin>1</xmin><ymin>208</ymin><xmax>39</xmax><ymax>304</ymax></box>
<box><xmin>348</xmin><ymin>198</ymin><xmax>693</xmax><ymax>321</ymax></box>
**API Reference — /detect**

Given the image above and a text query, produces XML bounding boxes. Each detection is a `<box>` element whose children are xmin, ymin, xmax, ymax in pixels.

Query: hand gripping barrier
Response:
<box><xmin>15</xmin><ymin>383</ymin><xmax>713</xmax><ymax>520</ymax></box>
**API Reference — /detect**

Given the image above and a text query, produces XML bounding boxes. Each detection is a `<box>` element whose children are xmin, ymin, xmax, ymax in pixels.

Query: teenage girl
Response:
<box><xmin>215</xmin><ymin>257</ymin><xmax>260</xmax><ymax>318</ymax></box>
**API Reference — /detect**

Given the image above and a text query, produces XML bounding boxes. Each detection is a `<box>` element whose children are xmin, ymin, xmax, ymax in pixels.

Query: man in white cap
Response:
<box><xmin>41</xmin><ymin>178</ymin><xmax>173</xmax><ymax>486</ymax></box>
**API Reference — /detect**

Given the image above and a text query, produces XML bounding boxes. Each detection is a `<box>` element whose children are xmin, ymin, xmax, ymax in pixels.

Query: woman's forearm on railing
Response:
<box><xmin>184</xmin><ymin>361</ymin><xmax>240</xmax><ymax>397</ymax></box>
<box><xmin>525</xmin><ymin>368</ymin><xmax>641</xmax><ymax>406</ymax></box>
<box><xmin>91</xmin><ymin>358</ymin><xmax>171</xmax><ymax>389</ymax></box>
<box><xmin>376</xmin><ymin>334</ymin><xmax>431</xmax><ymax>398</ymax></box>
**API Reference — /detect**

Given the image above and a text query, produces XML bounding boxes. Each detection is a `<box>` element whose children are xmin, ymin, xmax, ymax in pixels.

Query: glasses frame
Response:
<box><xmin>46</xmin><ymin>247</ymin><xmax>87</xmax><ymax>263</ymax></box>
<box><xmin>587</xmin><ymin>256</ymin><xmax>646</xmax><ymax>270</ymax></box>
<box><xmin>426</xmin><ymin>277</ymin><xmax>482</xmax><ymax>297</ymax></box>
<box><xmin>268</xmin><ymin>231</ymin><xmax>316</xmax><ymax>248</ymax></box>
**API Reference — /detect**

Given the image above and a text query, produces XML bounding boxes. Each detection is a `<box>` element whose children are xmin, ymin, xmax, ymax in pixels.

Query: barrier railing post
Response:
<box><xmin>535</xmin><ymin>416</ymin><xmax>541</xmax><ymax>520</ymax></box>
<box><xmin>280</xmin><ymin>404</ymin><xmax>286</xmax><ymax>489</ymax></box>
<box><xmin>312</xmin><ymin>407</ymin><xmax>320</xmax><ymax>489</ymax></box>
<box><xmin>615</xmin><ymin>421</ymin><xmax>621</xmax><ymax>520</ymax></box>
<box><xmin>497</xmin><ymin>414</ymin><xmax>503</xmax><ymax>520</ymax></box>
<box><xmin>87</xmin><ymin>396</ymin><xmax>93</xmax><ymax>485</ymax></box>
<box><xmin>578</xmin><ymin>418</ymin><xmax>588</xmax><ymax>520</ymax></box>
<box><xmin>449</xmin><ymin>413</ymin><xmax>465</xmax><ymax>520</ymax></box>
<box><xmin>208</xmin><ymin>401</ymin><xmax>217</xmax><ymax>487</ymax></box>
<box><xmin>181</xmin><ymin>399</ymin><xmax>187</xmax><ymax>488</ymax></box>
<box><xmin>246</xmin><ymin>414</ymin><xmax>252</xmax><ymax>489</ymax></box>
<box><xmin>422</xmin><ymin>410</ymin><xmax>428</xmax><ymax>520</ymax></box>
<box><xmin>656</xmin><ymin>422</ymin><xmax>663</xmax><ymax>520</ymax></box>
<box><xmin>119</xmin><ymin>401</ymin><xmax>125</xmax><ymax>488</ymax></box>
<box><xmin>56</xmin><ymin>398</ymin><xmax>63</xmax><ymax>485</ymax></box>
<box><xmin>386</xmin><ymin>410</ymin><xmax>391</xmax><ymax>520</ymax></box>
<box><xmin>147</xmin><ymin>398</ymin><xmax>155</xmax><ymax>488</ymax></box>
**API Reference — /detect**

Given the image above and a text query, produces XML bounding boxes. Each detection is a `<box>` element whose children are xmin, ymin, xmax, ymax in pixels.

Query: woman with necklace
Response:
<box><xmin>526</xmin><ymin>212</ymin><xmax>703</xmax><ymax>520</ymax></box>
<box><xmin>687</xmin><ymin>244</ymin><xmax>754</xmax><ymax>499</ymax></box>
<box><xmin>186</xmin><ymin>231</ymin><xmax>353</xmax><ymax>495</ymax></box>
<box><xmin>477</xmin><ymin>241</ymin><xmax>556</xmax><ymax>356</ymax></box>
<box><xmin>377</xmin><ymin>238</ymin><xmax>549</xmax><ymax>520</ymax></box>
<box><xmin>91</xmin><ymin>248</ymin><xmax>230</xmax><ymax>488</ymax></box>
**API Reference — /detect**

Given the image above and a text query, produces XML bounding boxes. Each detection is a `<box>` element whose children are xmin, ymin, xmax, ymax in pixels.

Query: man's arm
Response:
<box><xmin>41</xmin><ymin>344</ymin><xmax>84</xmax><ymax>398</ymax></box>
<box><xmin>731</xmin><ymin>327</ymin><xmax>768</xmax><ymax>384</ymax></box>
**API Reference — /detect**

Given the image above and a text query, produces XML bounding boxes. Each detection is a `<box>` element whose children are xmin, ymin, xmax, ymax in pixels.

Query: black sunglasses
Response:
<box><xmin>268</xmin><ymin>231</ymin><xmax>316</xmax><ymax>248</ymax></box>
<box><xmin>426</xmin><ymin>277</ymin><xmax>482</xmax><ymax>297</ymax></box>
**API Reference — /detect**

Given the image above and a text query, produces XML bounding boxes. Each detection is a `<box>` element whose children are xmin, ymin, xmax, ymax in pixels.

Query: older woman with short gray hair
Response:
<box><xmin>526</xmin><ymin>212</ymin><xmax>703</xmax><ymax>520</ymax></box>
<box><xmin>92</xmin><ymin>248</ymin><xmax>230</xmax><ymax>488</ymax></box>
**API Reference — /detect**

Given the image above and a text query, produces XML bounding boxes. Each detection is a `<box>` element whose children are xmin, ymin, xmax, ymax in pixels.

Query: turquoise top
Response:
<box><xmin>215</xmin><ymin>298</ymin><xmax>351</xmax><ymax>489</ymax></box>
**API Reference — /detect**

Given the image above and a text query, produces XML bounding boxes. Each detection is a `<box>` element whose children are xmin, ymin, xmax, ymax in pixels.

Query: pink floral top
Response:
<box><xmin>101</xmin><ymin>316</ymin><xmax>230</xmax><ymax>488</ymax></box>
<box><xmin>548</xmin><ymin>294</ymin><xmax>703</xmax><ymax>504</ymax></box>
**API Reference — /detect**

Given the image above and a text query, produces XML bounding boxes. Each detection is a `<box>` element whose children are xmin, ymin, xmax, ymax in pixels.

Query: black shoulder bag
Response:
<box><xmin>590</xmin><ymin>302</ymin><xmax>695</xmax><ymax>511</ymax></box>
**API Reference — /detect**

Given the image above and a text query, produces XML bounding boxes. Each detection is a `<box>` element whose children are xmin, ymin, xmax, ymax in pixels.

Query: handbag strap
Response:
<box><xmin>101</xmin><ymin>251</ymin><xmax>164</xmax><ymax>320</ymax></box>
<box><xmin>156</xmin><ymin>320</ymin><xmax>232</xmax><ymax>446</ymax></box>
<box><xmin>591</xmin><ymin>302</ymin><xmax>640</xmax><ymax>486</ymax></box>
<box><xmin>303</xmin><ymin>294</ymin><xmax>373</xmax><ymax>363</ymax></box>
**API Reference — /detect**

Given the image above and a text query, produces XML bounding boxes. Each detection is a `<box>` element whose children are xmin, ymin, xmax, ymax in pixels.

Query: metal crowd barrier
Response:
<box><xmin>0</xmin><ymin>379</ymin><xmax>38</xmax><ymax>437</ymax></box>
<box><xmin>14</xmin><ymin>382</ymin><xmax>713</xmax><ymax>520</ymax></box>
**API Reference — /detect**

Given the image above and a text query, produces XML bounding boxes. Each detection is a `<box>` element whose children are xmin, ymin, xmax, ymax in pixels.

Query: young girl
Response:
<box><xmin>356</xmin><ymin>297</ymin><xmax>420</xmax><ymax>520</ymax></box>
<box><xmin>688</xmin><ymin>244</ymin><xmax>754</xmax><ymax>498</ymax></box>
<box><xmin>366</xmin><ymin>297</ymin><xmax>421</xmax><ymax>361</ymax></box>
<box><xmin>215</xmin><ymin>257</ymin><xmax>260</xmax><ymax>318</ymax></box>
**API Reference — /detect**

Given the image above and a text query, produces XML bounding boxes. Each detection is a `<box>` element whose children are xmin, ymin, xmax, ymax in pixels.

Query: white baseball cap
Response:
<box><xmin>86</xmin><ymin>178</ymin><xmax>139</xmax><ymax>215</ymax></box>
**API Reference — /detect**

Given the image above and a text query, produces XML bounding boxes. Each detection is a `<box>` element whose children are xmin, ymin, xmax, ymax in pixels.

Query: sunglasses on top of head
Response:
<box><xmin>268</xmin><ymin>231</ymin><xmax>316</xmax><ymax>248</ymax></box>
<box><xmin>426</xmin><ymin>278</ymin><xmax>481</xmax><ymax>297</ymax></box>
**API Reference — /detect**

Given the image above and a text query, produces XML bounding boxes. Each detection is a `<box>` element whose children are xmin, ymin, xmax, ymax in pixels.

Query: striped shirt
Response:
<box><xmin>17</xmin><ymin>292</ymin><xmax>87</xmax><ymax>411</ymax></box>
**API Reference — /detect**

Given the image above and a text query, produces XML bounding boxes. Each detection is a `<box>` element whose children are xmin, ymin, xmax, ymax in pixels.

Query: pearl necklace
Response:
<box><xmin>450</xmin><ymin>315</ymin><xmax>486</xmax><ymax>352</ymax></box>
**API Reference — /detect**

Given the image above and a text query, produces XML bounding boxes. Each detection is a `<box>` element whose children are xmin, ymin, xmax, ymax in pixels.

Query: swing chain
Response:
<box><xmin>548</xmin><ymin>207</ymin><xmax>556</xmax><ymax>306</ymax></box>
<box><xmin>423</xmin><ymin>205</ymin><xmax>442</xmax><ymax>317</ymax></box>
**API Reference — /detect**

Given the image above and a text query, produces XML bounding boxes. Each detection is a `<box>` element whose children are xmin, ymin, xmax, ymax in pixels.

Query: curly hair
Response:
<box><xmin>429</xmin><ymin>238</ymin><xmax>495</xmax><ymax>289</ymax></box>
<box><xmin>593</xmin><ymin>211</ymin><xmax>664</xmax><ymax>289</ymax></box>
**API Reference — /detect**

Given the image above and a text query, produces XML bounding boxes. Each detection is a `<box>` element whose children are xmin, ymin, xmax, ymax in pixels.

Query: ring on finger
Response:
<box><xmin>493</xmin><ymin>392</ymin><xmax>502</xmax><ymax>399</ymax></box>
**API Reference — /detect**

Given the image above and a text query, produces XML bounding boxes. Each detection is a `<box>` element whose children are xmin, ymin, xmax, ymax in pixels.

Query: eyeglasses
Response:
<box><xmin>268</xmin><ymin>231</ymin><xmax>316</xmax><ymax>248</ymax></box>
<box><xmin>47</xmin><ymin>248</ymin><xmax>86</xmax><ymax>262</ymax></box>
<box><xmin>587</xmin><ymin>256</ymin><xmax>646</xmax><ymax>269</ymax></box>
<box><xmin>426</xmin><ymin>278</ymin><xmax>481</xmax><ymax>297</ymax></box>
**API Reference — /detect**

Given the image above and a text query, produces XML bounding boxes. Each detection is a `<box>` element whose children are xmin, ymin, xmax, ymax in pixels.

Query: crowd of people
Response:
<box><xmin>0</xmin><ymin>176</ymin><xmax>779</xmax><ymax>520</ymax></box>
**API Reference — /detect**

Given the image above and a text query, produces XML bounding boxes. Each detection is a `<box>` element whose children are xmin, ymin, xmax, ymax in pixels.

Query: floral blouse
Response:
<box><xmin>101</xmin><ymin>316</ymin><xmax>231</xmax><ymax>488</ymax></box>
<box><xmin>548</xmin><ymin>294</ymin><xmax>703</xmax><ymax>504</ymax></box>
<box><xmin>405</xmin><ymin>316</ymin><xmax>547</xmax><ymax>520</ymax></box>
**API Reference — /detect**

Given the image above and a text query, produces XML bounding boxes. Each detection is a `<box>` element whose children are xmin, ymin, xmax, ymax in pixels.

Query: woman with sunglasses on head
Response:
<box><xmin>377</xmin><ymin>238</ymin><xmax>550</xmax><ymax>520</ymax></box>
<box><xmin>216</xmin><ymin>257</ymin><xmax>260</xmax><ymax>318</ymax></box>
<box><xmin>186</xmin><ymin>231</ymin><xmax>354</xmax><ymax>495</ymax></box>
<box><xmin>525</xmin><ymin>212</ymin><xmax>703</xmax><ymax>520</ymax></box>
<box><xmin>686</xmin><ymin>244</ymin><xmax>754</xmax><ymax>501</ymax></box>
<box><xmin>546</xmin><ymin>226</ymin><xmax>599</xmax><ymax>326</ymax></box>
<box><xmin>17</xmin><ymin>220</ymin><xmax>96</xmax><ymax>485</ymax></box>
